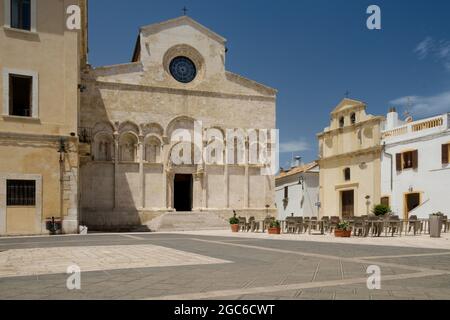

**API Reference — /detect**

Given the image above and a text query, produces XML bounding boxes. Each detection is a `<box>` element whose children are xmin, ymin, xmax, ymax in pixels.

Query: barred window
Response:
<box><xmin>7</xmin><ymin>180</ymin><xmax>36</xmax><ymax>206</ymax></box>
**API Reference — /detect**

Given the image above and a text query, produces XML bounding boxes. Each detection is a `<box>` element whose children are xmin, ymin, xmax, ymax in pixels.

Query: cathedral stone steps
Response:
<box><xmin>148</xmin><ymin>212</ymin><xmax>229</xmax><ymax>232</ymax></box>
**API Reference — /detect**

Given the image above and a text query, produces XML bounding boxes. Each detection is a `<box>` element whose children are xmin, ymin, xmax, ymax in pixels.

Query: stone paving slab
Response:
<box><xmin>0</xmin><ymin>233</ymin><xmax>449</xmax><ymax>300</ymax></box>
<box><xmin>0</xmin><ymin>244</ymin><xmax>231</xmax><ymax>278</ymax></box>
<box><xmin>167</xmin><ymin>230</ymin><xmax>450</xmax><ymax>250</ymax></box>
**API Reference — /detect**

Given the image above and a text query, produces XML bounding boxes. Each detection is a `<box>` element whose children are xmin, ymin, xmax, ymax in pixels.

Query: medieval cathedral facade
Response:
<box><xmin>0</xmin><ymin>1</ymin><xmax>277</xmax><ymax>235</ymax></box>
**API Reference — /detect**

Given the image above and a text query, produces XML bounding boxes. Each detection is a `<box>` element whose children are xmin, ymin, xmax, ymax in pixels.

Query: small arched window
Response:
<box><xmin>119</xmin><ymin>133</ymin><xmax>138</xmax><ymax>162</ymax></box>
<box><xmin>94</xmin><ymin>133</ymin><xmax>113</xmax><ymax>161</ymax></box>
<box><xmin>145</xmin><ymin>137</ymin><xmax>161</xmax><ymax>163</ymax></box>
<box><xmin>350</xmin><ymin>113</ymin><xmax>356</xmax><ymax>125</ymax></box>
<box><xmin>339</xmin><ymin>117</ymin><xmax>345</xmax><ymax>128</ymax></box>
<box><xmin>344</xmin><ymin>168</ymin><xmax>351</xmax><ymax>181</ymax></box>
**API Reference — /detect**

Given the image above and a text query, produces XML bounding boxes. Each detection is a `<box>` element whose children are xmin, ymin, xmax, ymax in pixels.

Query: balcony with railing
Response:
<box><xmin>382</xmin><ymin>113</ymin><xmax>449</xmax><ymax>142</ymax></box>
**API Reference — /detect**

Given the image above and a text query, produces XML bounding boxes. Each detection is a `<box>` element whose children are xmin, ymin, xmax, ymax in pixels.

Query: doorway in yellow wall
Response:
<box><xmin>404</xmin><ymin>193</ymin><xmax>421</xmax><ymax>220</ymax></box>
<box><xmin>341</xmin><ymin>190</ymin><xmax>354</xmax><ymax>219</ymax></box>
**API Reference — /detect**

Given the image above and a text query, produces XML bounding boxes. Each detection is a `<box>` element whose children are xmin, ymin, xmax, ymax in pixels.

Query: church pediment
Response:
<box><xmin>140</xmin><ymin>16</ymin><xmax>226</xmax><ymax>45</ymax></box>
<box><xmin>331</xmin><ymin>98</ymin><xmax>366</xmax><ymax>115</ymax></box>
<box><xmin>87</xmin><ymin>16</ymin><xmax>276</xmax><ymax>98</ymax></box>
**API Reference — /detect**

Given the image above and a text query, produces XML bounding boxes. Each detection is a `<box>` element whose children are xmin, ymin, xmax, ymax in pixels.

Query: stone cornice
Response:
<box><xmin>89</xmin><ymin>80</ymin><xmax>276</xmax><ymax>103</ymax></box>
<box><xmin>318</xmin><ymin>145</ymin><xmax>382</xmax><ymax>163</ymax></box>
<box><xmin>225</xmin><ymin>72</ymin><xmax>277</xmax><ymax>96</ymax></box>
<box><xmin>317</xmin><ymin>116</ymin><xmax>384</xmax><ymax>138</ymax></box>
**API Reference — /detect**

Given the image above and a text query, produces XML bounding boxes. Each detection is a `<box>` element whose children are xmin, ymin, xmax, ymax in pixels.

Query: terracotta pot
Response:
<box><xmin>268</xmin><ymin>227</ymin><xmax>281</xmax><ymax>235</ymax></box>
<box><xmin>230</xmin><ymin>224</ymin><xmax>240</xmax><ymax>233</ymax></box>
<box><xmin>335</xmin><ymin>229</ymin><xmax>352</xmax><ymax>238</ymax></box>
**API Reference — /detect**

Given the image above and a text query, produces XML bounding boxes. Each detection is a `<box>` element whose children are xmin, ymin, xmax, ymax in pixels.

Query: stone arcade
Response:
<box><xmin>79</xmin><ymin>16</ymin><xmax>277</xmax><ymax>231</ymax></box>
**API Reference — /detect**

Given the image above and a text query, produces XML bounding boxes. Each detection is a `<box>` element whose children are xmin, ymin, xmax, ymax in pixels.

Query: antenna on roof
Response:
<box><xmin>403</xmin><ymin>97</ymin><xmax>413</xmax><ymax>122</ymax></box>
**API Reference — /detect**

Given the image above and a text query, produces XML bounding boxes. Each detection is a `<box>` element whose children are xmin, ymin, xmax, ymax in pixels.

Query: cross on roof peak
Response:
<box><xmin>182</xmin><ymin>6</ymin><xmax>188</xmax><ymax>16</ymax></box>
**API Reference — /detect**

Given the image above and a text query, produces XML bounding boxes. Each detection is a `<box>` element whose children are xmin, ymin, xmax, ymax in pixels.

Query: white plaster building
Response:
<box><xmin>275</xmin><ymin>161</ymin><xmax>319</xmax><ymax>220</ymax></box>
<box><xmin>381</xmin><ymin>109</ymin><xmax>450</xmax><ymax>219</ymax></box>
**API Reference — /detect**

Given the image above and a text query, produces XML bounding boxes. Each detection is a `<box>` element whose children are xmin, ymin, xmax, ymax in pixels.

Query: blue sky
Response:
<box><xmin>88</xmin><ymin>0</ymin><xmax>450</xmax><ymax>168</ymax></box>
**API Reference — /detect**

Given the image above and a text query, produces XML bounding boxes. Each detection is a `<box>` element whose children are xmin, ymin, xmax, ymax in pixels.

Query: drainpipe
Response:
<box><xmin>58</xmin><ymin>138</ymin><xmax>67</xmax><ymax>233</ymax></box>
<box><xmin>382</xmin><ymin>142</ymin><xmax>393</xmax><ymax>191</ymax></box>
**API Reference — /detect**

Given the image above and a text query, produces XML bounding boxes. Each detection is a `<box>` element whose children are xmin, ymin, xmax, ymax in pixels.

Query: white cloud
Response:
<box><xmin>414</xmin><ymin>37</ymin><xmax>434</xmax><ymax>59</ymax></box>
<box><xmin>414</xmin><ymin>37</ymin><xmax>450</xmax><ymax>71</ymax></box>
<box><xmin>279</xmin><ymin>140</ymin><xmax>309</xmax><ymax>153</ymax></box>
<box><xmin>390</xmin><ymin>91</ymin><xmax>450</xmax><ymax>117</ymax></box>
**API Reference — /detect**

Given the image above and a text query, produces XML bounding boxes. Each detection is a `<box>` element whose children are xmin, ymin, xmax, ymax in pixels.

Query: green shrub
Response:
<box><xmin>270</xmin><ymin>220</ymin><xmax>281</xmax><ymax>228</ymax></box>
<box><xmin>372</xmin><ymin>204</ymin><xmax>392</xmax><ymax>217</ymax></box>
<box><xmin>229</xmin><ymin>212</ymin><xmax>239</xmax><ymax>225</ymax></box>
<box><xmin>336</xmin><ymin>221</ymin><xmax>351</xmax><ymax>231</ymax></box>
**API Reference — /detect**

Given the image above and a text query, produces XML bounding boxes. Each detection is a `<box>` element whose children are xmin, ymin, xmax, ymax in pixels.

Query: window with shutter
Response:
<box><xmin>402</xmin><ymin>151</ymin><xmax>414</xmax><ymax>170</ymax></box>
<box><xmin>381</xmin><ymin>197</ymin><xmax>390</xmax><ymax>207</ymax></box>
<box><xmin>443</xmin><ymin>144</ymin><xmax>449</xmax><ymax>165</ymax></box>
<box><xmin>396</xmin><ymin>153</ymin><xmax>402</xmax><ymax>171</ymax></box>
<box><xmin>412</xmin><ymin>150</ymin><xmax>418</xmax><ymax>169</ymax></box>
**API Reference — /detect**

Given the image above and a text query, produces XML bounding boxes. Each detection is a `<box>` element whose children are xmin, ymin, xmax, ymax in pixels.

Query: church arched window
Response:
<box><xmin>339</xmin><ymin>116</ymin><xmax>345</xmax><ymax>128</ymax></box>
<box><xmin>350</xmin><ymin>113</ymin><xmax>356</xmax><ymax>125</ymax></box>
<box><xmin>344</xmin><ymin>168</ymin><xmax>351</xmax><ymax>181</ymax></box>
<box><xmin>119</xmin><ymin>133</ymin><xmax>138</xmax><ymax>162</ymax></box>
<box><xmin>145</xmin><ymin>137</ymin><xmax>161</xmax><ymax>163</ymax></box>
<box><xmin>94</xmin><ymin>133</ymin><xmax>113</xmax><ymax>161</ymax></box>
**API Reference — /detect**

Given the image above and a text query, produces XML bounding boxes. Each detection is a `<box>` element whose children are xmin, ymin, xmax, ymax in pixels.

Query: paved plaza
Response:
<box><xmin>0</xmin><ymin>231</ymin><xmax>450</xmax><ymax>300</ymax></box>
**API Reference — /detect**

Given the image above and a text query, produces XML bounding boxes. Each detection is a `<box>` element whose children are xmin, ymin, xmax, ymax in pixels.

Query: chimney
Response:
<box><xmin>292</xmin><ymin>156</ymin><xmax>302</xmax><ymax>168</ymax></box>
<box><xmin>386</xmin><ymin>107</ymin><xmax>399</xmax><ymax>130</ymax></box>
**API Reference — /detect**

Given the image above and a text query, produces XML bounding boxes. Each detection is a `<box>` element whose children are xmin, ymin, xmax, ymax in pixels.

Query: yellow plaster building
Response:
<box><xmin>317</xmin><ymin>99</ymin><xmax>384</xmax><ymax>218</ymax></box>
<box><xmin>0</xmin><ymin>0</ymin><xmax>87</xmax><ymax>235</ymax></box>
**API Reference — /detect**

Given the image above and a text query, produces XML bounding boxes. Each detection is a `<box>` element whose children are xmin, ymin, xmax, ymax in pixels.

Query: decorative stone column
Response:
<box><xmin>113</xmin><ymin>131</ymin><xmax>119</xmax><ymax>209</ymax></box>
<box><xmin>166</xmin><ymin>170</ymin><xmax>174</xmax><ymax>210</ymax></box>
<box><xmin>139</xmin><ymin>135</ymin><xmax>145</xmax><ymax>209</ymax></box>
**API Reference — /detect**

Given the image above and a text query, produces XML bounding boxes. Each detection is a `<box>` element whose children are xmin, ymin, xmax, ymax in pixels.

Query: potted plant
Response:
<box><xmin>45</xmin><ymin>217</ymin><xmax>62</xmax><ymax>235</ymax></box>
<box><xmin>429</xmin><ymin>212</ymin><xmax>443</xmax><ymax>238</ymax></box>
<box><xmin>229</xmin><ymin>212</ymin><xmax>240</xmax><ymax>233</ymax></box>
<box><xmin>268</xmin><ymin>220</ymin><xmax>281</xmax><ymax>235</ymax></box>
<box><xmin>335</xmin><ymin>221</ymin><xmax>352</xmax><ymax>237</ymax></box>
<box><xmin>372</xmin><ymin>204</ymin><xmax>392</xmax><ymax>217</ymax></box>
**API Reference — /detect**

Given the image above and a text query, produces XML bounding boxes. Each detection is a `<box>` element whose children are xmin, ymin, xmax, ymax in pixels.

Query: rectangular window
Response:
<box><xmin>284</xmin><ymin>186</ymin><xmax>289</xmax><ymax>199</ymax></box>
<box><xmin>442</xmin><ymin>143</ymin><xmax>449</xmax><ymax>165</ymax></box>
<box><xmin>10</xmin><ymin>0</ymin><xmax>31</xmax><ymax>31</ymax></box>
<box><xmin>381</xmin><ymin>197</ymin><xmax>390</xmax><ymax>207</ymax></box>
<box><xmin>9</xmin><ymin>73</ymin><xmax>32</xmax><ymax>117</ymax></box>
<box><xmin>7</xmin><ymin>180</ymin><xmax>36</xmax><ymax>206</ymax></box>
<box><xmin>403</xmin><ymin>151</ymin><xmax>414</xmax><ymax>169</ymax></box>
<box><xmin>396</xmin><ymin>150</ymin><xmax>418</xmax><ymax>171</ymax></box>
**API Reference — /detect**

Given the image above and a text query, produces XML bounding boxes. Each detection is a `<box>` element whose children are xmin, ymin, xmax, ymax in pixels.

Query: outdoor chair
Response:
<box><xmin>386</xmin><ymin>215</ymin><xmax>402</xmax><ymax>237</ymax></box>
<box><xmin>285</xmin><ymin>217</ymin><xmax>297</xmax><ymax>234</ymax></box>
<box><xmin>294</xmin><ymin>217</ymin><xmax>304</xmax><ymax>234</ymax></box>
<box><xmin>321</xmin><ymin>216</ymin><xmax>330</xmax><ymax>233</ymax></box>
<box><xmin>408</xmin><ymin>215</ymin><xmax>422</xmax><ymax>235</ymax></box>
<box><xmin>329</xmin><ymin>216</ymin><xmax>340</xmax><ymax>233</ymax></box>
<box><xmin>442</xmin><ymin>216</ymin><xmax>449</xmax><ymax>233</ymax></box>
<box><xmin>262</xmin><ymin>216</ymin><xmax>275</xmax><ymax>233</ymax></box>
<box><xmin>247</xmin><ymin>216</ymin><xmax>260</xmax><ymax>232</ymax></box>
<box><xmin>353</xmin><ymin>217</ymin><xmax>367</xmax><ymax>237</ymax></box>
<box><xmin>238</xmin><ymin>217</ymin><xmax>247</xmax><ymax>232</ymax></box>
<box><xmin>310</xmin><ymin>217</ymin><xmax>318</xmax><ymax>231</ymax></box>
<box><xmin>367</xmin><ymin>215</ymin><xmax>382</xmax><ymax>237</ymax></box>
<box><xmin>303</xmin><ymin>217</ymin><xmax>310</xmax><ymax>233</ymax></box>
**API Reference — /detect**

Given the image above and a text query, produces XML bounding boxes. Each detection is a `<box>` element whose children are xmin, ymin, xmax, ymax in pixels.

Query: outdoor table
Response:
<box><xmin>308</xmin><ymin>220</ymin><xmax>325</xmax><ymax>235</ymax></box>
